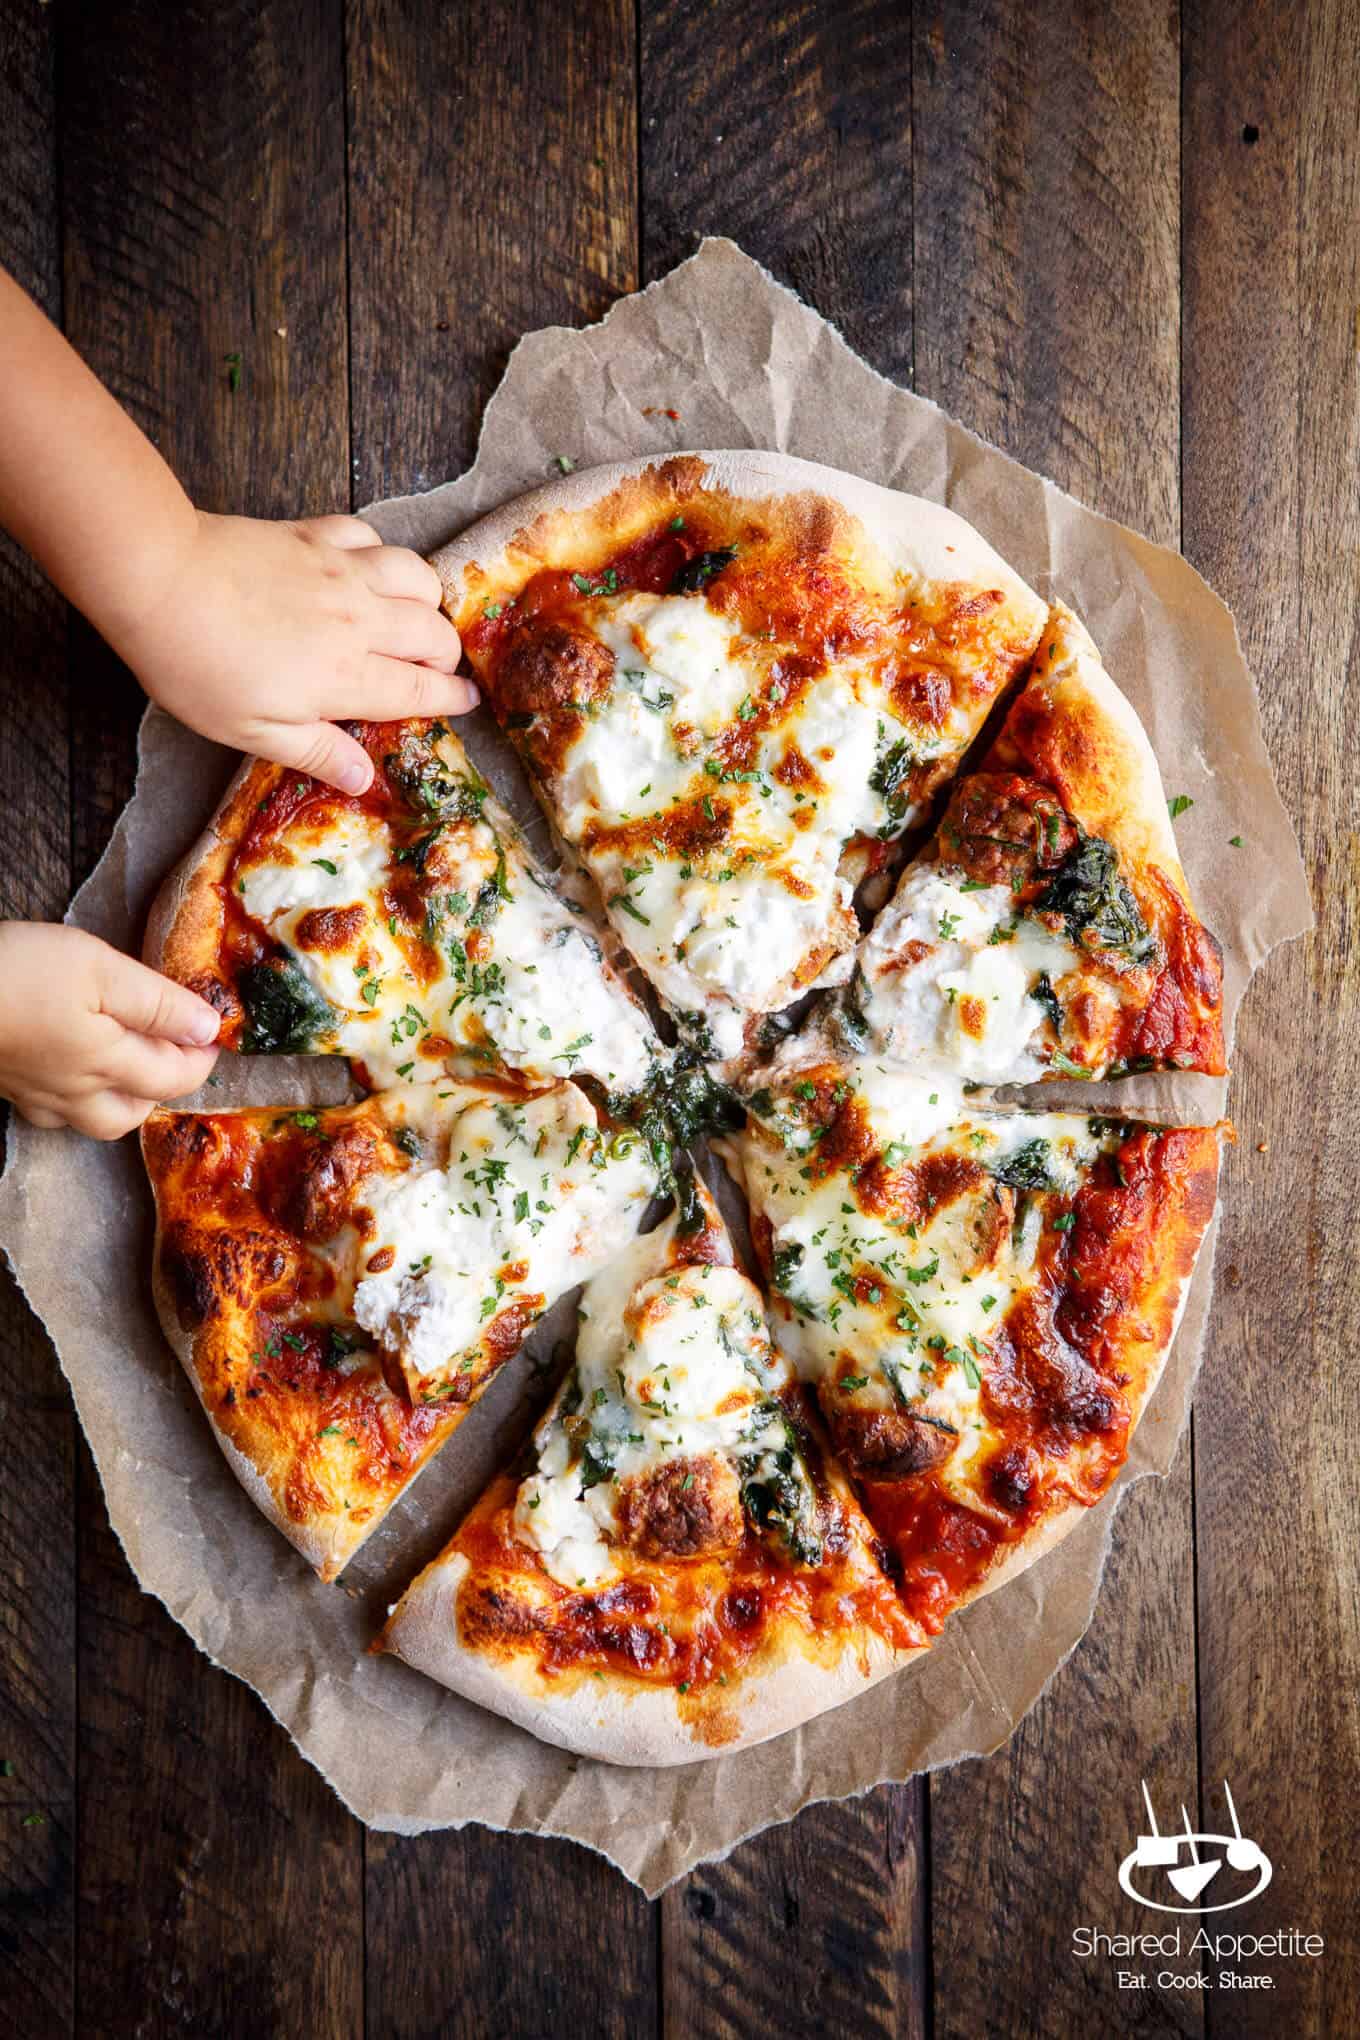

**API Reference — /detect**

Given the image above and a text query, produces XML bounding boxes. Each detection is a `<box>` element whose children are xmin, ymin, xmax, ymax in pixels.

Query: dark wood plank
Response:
<box><xmin>0</xmin><ymin>6</ymin><xmax>77</xmax><ymax>2034</ymax></box>
<box><xmin>366</xmin><ymin>1827</ymin><xmax>658</xmax><ymax>2039</ymax></box>
<box><xmin>660</xmin><ymin>1788</ymin><xmax>927</xmax><ymax>2040</ymax></box>
<box><xmin>1183</xmin><ymin>4</ymin><xmax>1359</xmax><ymax>2031</ymax></box>
<box><xmin>913</xmin><ymin>7</ymin><xmax>1206</xmax><ymax>2035</ymax></box>
<box><xmin>639</xmin><ymin>8</ymin><xmax>927</xmax><ymax>2027</ymax></box>
<box><xmin>346</xmin><ymin>0</ymin><xmax>639</xmax><ymax>505</ymax></box>
<box><xmin>345</xmin><ymin>5</ymin><xmax>658</xmax><ymax>2026</ymax></box>
<box><xmin>640</xmin><ymin>0</ymin><xmax>914</xmax><ymax>382</ymax></box>
<box><xmin>55</xmin><ymin>5</ymin><xmax>363</xmax><ymax>2031</ymax></box>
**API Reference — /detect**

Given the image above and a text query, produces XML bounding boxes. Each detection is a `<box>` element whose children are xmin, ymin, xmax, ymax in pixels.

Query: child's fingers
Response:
<box><xmin>68</xmin><ymin>1089</ymin><xmax>158</xmax><ymax>1142</ymax></box>
<box><xmin>296</xmin><ymin>513</ymin><xmax>381</xmax><ymax>551</ymax></box>
<box><xmin>359</xmin><ymin>546</ymin><xmax>443</xmax><ymax>605</ymax></box>
<box><xmin>15</xmin><ymin>1102</ymin><xmax>65</xmax><ymax>1130</ymax></box>
<box><xmin>103</xmin><ymin>1031</ymin><xmax>219</xmax><ymax>1102</ymax></box>
<box><xmin>96</xmin><ymin>947</ymin><xmax>222</xmax><ymax>1046</ymax></box>
<box><xmin>368</xmin><ymin>599</ymin><xmax>462</xmax><ymax>671</ymax></box>
<box><xmin>262</xmin><ymin>719</ymin><xmax>377</xmax><ymax>795</ymax></box>
<box><xmin>357</xmin><ymin>655</ymin><xmax>479</xmax><ymax>718</ymax></box>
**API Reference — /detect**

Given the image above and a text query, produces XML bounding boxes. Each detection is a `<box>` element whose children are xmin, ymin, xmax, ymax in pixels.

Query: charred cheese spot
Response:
<box><xmin>162</xmin><ymin>1221</ymin><xmax>294</xmax><ymax>1330</ymax></box>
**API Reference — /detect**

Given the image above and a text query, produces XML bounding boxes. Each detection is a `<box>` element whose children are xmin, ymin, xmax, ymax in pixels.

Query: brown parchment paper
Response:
<box><xmin>0</xmin><ymin>240</ymin><xmax>1311</xmax><ymax>1895</ymax></box>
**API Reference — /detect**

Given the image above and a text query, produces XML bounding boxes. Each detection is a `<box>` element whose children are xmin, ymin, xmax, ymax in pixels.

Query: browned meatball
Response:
<box><xmin>939</xmin><ymin>771</ymin><xmax>1079</xmax><ymax>889</ymax></box>
<box><xmin>615</xmin><ymin>1454</ymin><xmax>746</xmax><ymax>1561</ymax></box>
<box><xmin>280</xmin><ymin>1124</ymin><xmax>376</xmax><ymax>1242</ymax></box>
<box><xmin>826</xmin><ymin>1400</ymin><xmax>957</xmax><ymax>1480</ymax></box>
<box><xmin>496</xmin><ymin>621</ymin><xmax>615</xmax><ymax>717</ymax></box>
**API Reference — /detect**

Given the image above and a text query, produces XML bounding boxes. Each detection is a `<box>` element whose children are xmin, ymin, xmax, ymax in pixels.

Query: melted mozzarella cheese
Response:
<box><xmin>544</xmin><ymin>589</ymin><xmax>945</xmax><ymax>1055</ymax></box>
<box><xmin>853</xmin><ymin>867</ymin><xmax>1081</xmax><ymax>1082</ymax></box>
<box><xmin>352</xmin><ymin>1086</ymin><xmax>654</xmax><ymax>1380</ymax></box>
<box><xmin>512</xmin><ymin>1214</ymin><xmax>789</xmax><ymax>1588</ymax></box>
<box><xmin>236</xmin><ymin>804</ymin><xmax>656</xmax><ymax>1092</ymax></box>
<box><xmin>738</xmin><ymin>1067</ymin><xmax>1111</xmax><ymax>1500</ymax></box>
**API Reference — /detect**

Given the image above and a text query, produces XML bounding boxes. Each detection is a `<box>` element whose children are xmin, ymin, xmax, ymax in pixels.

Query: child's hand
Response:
<box><xmin>0</xmin><ymin>924</ymin><xmax>221</xmax><ymax>1139</ymax></box>
<box><xmin>119</xmin><ymin>512</ymin><xmax>473</xmax><ymax>795</ymax></box>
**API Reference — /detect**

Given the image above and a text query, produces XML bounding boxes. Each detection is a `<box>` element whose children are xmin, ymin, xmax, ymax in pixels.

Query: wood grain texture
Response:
<box><xmin>640</xmin><ymin>0</ymin><xmax>914</xmax><ymax>382</ymax></box>
<box><xmin>1184</xmin><ymin>2</ymin><xmax>1360</xmax><ymax>2031</ymax></box>
<box><xmin>641</xmin><ymin>12</ymin><xmax>927</xmax><ymax>2029</ymax></box>
<box><xmin>366</xmin><ymin>1827</ymin><xmax>657</xmax><ymax>2039</ymax></box>
<box><xmin>346</xmin><ymin>8</ymin><xmax>659</xmax><ymax>2030</ymax></box>
<box><xmin>914</xmin><ymin>7</ymin><xmax>1207</xmax><ymax>2035</ymax></box>
<box><xmin>54</xmin><ymin>4</ymin><xmax>363</xmax><ymax>2032</ymax></box>
<box><xmin>0</xmin><ymin>8</ymin><xmax>77</xmax><ymax>2036</ymax></box>
<box><xmin>660</xmin><ymin>1788</ymin><xmax>927</xmax><ymax>2040</ymax></box>
<box><xmin>345</xmin><ymin>0</ymin><xmax>638</xmax><ymax>504</ymax></box>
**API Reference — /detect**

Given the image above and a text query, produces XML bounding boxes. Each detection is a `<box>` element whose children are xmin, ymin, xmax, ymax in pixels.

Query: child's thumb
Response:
<box><xmin>268</xmin><ymin>722</ymin><xmax>375</xmax><ymax>796</ymax></box>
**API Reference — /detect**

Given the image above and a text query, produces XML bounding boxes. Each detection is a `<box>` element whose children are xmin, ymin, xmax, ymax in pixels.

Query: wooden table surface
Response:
<box><xmin>1</xmin><ymin>3</ymin><xmax>1355</xmax><ymax>2034</ymax></box>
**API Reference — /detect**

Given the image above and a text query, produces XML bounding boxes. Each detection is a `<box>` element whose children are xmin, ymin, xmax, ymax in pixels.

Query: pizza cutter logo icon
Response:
<box><xmin>1118</xmin><ymin>1781</ymin><xmax>1272</xmax><ymax>1914</ymax></box>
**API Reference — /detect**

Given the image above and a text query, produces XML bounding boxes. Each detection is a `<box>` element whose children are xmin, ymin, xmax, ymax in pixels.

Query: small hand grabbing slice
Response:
<box><xmin>379</xmin><ymin>1178</ymin><xmax>917</xmax><ymax>1765</ymax></box>
<box><xmin>721</xmin><ymin>1054</ymin><xmax>1222</xmax><ymax>1636</ymax></box>
<box><xmin>434</xmin><ymin>452</ymin><xmax>1047</xmax><ymax>1067</ymax></box>
<box><xmin>142</xmin><ymin>1074</ymin><xmax>658</xmax><ymax>1579</ymax></box>
<box><xmin>831</xmin><ymin>602</ymin><xmax>1226</xmax><ymax>1084</ymax></box>
<box><xmin>147</xmin><ymin>716</ymin><xmax>659</xmax><ymax>1096</ymax></box>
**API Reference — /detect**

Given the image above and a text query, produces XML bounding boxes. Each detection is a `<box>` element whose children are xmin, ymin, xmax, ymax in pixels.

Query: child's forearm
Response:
<box><xmin>0</xmin><ymin>266</ymin><xmax>198</xmax><ymax>652</ymax></box>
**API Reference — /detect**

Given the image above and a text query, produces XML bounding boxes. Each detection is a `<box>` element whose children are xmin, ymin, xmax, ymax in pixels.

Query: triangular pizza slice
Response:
<box><xmin>379</xmin><ymin>1179</ymin><xmax>919</xmax><ymax>1763</ymax></box>
<box><xmin>142</xmin><ymin>1075</ymin><xmax>657</xmax><ymax>1579</ymax></box>
<box><xmin>147</xmin><ymin>716</ymin><xmax>659</xmax><ymax>1096</ymax></box>
<box><xmin>721</xmin><ymin>1052</ymin><xmax>1221</xmax><ymax>1638</ymax></box>
<box><xmin>829</xmin><ymin>603</ymin><xmax>1226</xmax><ymax>1084</ymax></box>
<box><xmin>434</xmin><ymin>452</ymin><xmax>1047</xmax><ymax>1066</ymax></box>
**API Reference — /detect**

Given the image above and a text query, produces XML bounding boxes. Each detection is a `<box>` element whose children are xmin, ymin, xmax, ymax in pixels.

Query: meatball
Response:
<box><xmin>827</xmin><ymin>1401</ymin><xmax>957</xmax><ymax>1480</ymax></box>
<box><xmin>615</xmin><ymin>1454</ymin><xmax>746</xmax><ymax>1561</ymax></box>
<box><xmin>496</xmin><ymin>621</ymin><xmax>615</xmax><ymax>717</ymax></box>
<box><xmin>939</xmin><ymin>771</ymin><xmax>1079</xmax><ymax>889</ymax></box>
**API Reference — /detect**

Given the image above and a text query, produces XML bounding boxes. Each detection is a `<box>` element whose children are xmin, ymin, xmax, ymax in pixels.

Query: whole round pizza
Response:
<box><xmin>141</xmin><ymin>452</ymin><xmax>1227</xmax><ymax>1765</ymax></box>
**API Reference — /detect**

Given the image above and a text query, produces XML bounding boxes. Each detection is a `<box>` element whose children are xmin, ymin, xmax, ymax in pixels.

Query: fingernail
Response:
<box><xmin>337</xmin><ymin>758</ymin><xmax>373</xmax><ymax>794</ymax></box>
<box><xmin>182</xmin><ymin>1010</ymin><xmax>221</xmax><ymax>1046</ymax></box>
<box><xmin>461</xmin><ymin>682</ymin><xmax>481</xmax><ymax>711</ymax></box>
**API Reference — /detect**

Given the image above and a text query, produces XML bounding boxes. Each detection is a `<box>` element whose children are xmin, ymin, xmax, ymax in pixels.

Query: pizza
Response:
<box><xmin>147</xmin><ymin>716</ymin><xmax>659</xmax><ymax>1096</ymax></box>
<box><xmin>142</xmin><ymin>1073</ymin><xmax>657</xmax><ymax>1578</ymax></box>
<box><xmin>137</xmin><ymin>452</ymin><xmax>1231</xmax><ymax>1766</ymax></box>
<box><xmin>828</xmin><ymin>603</ymin><xmax>1226</xmax><ymax>1083</ymax></box>
<box><xmin>432</xmin><ymin>452</ymin><xmax>1048</xmax><ymax>1065</ymax></box>
<box><xmin>719</xmin><ymin>1053</ymin><xmax>1221</xmax><ymax>1634</ymax></box>
<box><xmin>379</xmin><ymin>1180</ymin><xmax>916</xmax><ymax>1762</ymax></box>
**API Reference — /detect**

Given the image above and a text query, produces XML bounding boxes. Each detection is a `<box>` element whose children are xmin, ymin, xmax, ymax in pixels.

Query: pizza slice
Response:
<box><xmin>148</xmin><ymin>716</ymin><xmax>659</xmax><ymax>1096</ymax></box>
<box><xmin>433</xmin><ymin>452</ymin><xmax>1047</xmax><ymax>1065</ymax></box>
<box><xmin>721</xmin><ymin>1053</ymin><xmax>1221</xmax><ymax>1637</ymax></box>
<box><xmin>141</xmin><ymin>1074</ymin><xmax>658</xmax><ymax>1578</ymax></box>
<box><xmin>830</xmin><ymin>602</ymin><xmax>1226</xmax><ymax>1083</ymax></box>
<box><xmin>378</xmin><ymin>1179</ymin><xmax>918</xmax><ymax>1764</ymax></box>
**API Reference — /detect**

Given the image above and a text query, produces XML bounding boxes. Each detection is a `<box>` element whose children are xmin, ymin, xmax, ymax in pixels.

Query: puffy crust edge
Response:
<box><xmin>430</xmin><ymin>450</ymin><xmax>1047</xmax><ymax>639</ymax></box>
<box><xmin>379</xmin><ymin>1549</ymin><xmax>917</xmax><ymax>1768</ymax></box>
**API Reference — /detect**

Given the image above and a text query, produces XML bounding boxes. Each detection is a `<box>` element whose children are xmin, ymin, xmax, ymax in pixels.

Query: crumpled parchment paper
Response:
<box><xmin>0</xmin><ymin>240</ymin><xmax>1310</xmax><ymax>1894</ymax></box>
